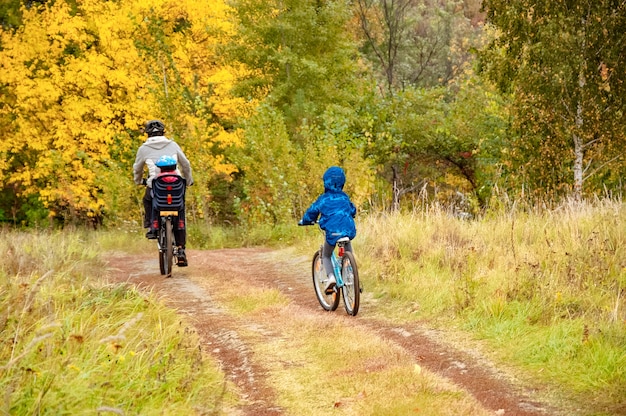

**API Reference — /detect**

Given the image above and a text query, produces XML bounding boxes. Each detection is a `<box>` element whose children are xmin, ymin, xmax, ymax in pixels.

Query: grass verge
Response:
<box><xmin>0</xmin><ymin>229</ymin><xmax>232</xmax><ymax>415</ymax></box>
<box><xmin>351</xmin><ymin>201</ymin><xmax>626</xmax><ymax>415</ymax></box>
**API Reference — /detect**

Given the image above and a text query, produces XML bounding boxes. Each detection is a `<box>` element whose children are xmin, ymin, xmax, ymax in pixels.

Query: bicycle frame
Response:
<box><xmin>303</xmin><ymin>222</ymin><xmax>360</xmax><ymax>316</ymax></box>
<box><xmin>329</xmin><ymin>237</ymin><xmax>351</xmax><ymax>290</ymax></box>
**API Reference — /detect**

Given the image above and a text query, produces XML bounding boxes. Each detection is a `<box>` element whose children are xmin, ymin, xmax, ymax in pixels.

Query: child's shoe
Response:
<box><xmin>324</xmin><ymin>274</ymin><xmax>336</xmax><ymax>295</ymax></box>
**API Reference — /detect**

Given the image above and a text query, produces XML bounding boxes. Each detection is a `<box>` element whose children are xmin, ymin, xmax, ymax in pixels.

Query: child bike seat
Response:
<box><xmin>152</xmin><ymin>174</ymin><xmax>186</xmax><ymax>210</ymax></box>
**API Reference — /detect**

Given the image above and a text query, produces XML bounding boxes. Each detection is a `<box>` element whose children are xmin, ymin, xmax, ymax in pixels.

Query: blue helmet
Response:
<box><xmin>155</xmin><ymin>155</ymin><xmax>176</xmax><ymax>171</ymax></box>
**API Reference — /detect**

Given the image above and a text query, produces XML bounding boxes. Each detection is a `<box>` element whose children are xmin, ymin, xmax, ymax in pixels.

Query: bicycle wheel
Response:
<box><xmin>312</xmin><ymin>250</ymin><xmax>340</xmax><ymax>311</ymax></box>
<box><xmin>160</xmin><ymin>218</ymin><xmax>174</xmax><ymax>277</ymax></box>
<box><xmin>341</xmin><ymin>251</ymin><xmax>360</xmax><ymax>316</ymax></box>
<box><xmin>159</xmin><ymin>247</ymin><xmax>166</xmax><ymax>275</ymax></box>
<box><xmin>158</xmin><ymin>223</ymin><xmax>166</xmax><ymax>275</ymax></box>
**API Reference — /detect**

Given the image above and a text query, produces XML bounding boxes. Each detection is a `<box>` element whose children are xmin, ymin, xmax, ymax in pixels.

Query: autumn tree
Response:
<box><xmin>361</xmin><ymin>71</ymin><xmax>507</xmax><ymax>212</ymax></box>
<box><xmin>0</xmin><ymin>0</ymin><xmax>149</xmax><ymax>224</ymax></box>
<box><xmin>227</xmin><ymin>0</ymin><xmax>375</xmax><ymax>222</ymax></box>
<box><xmin>354</xmin><ymin>0</ymin><xmax>485</xmax><ymax>94</ymax></box>
<box><xmin>128</xmin><ymin>0</ymin><xmax>249</xmax><ymax>225</ymax></box>
<box><xmin>0</xmin><ymin>0</ymin><xmax>244</xmax><ymax>226</ymax></box>
<box><xmin>229</xmin><ymin>0</ymin><xmax>367</xmax><ymax>127</ymax></box>
<box><xmin>480</xmin><ymin>0</ymin><xmax>626</xmax><ymax>201</ymax></box>
<box><xmin>350</xmin><ymin>0</ymin><xmax>503</xmax><ymax>211</ymax></box>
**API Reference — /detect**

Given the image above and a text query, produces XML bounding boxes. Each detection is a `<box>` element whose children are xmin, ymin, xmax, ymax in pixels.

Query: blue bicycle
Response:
<box><xmin>301</xmin><ymin>223</ymin><xmax>361</xmax><ymax>316</ymax></box>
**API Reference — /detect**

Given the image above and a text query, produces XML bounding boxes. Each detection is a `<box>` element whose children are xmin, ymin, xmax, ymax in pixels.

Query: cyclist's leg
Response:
<box><xmin>175</xmin><ymin>206</ymin><xmax>188</xmax><ymax>266</ymax></box>
<box><xmin>145</xmin><ymin>188</ymin><xmax>158</xmax><ymax>239</ymax></box>
<box><xmin>344</xmin><ymin>240</ymin><xmax>354</xmax><ymax>254</ymax></box>
<box><xmin>321</xmin><ymin>241</ymin><xmax>335</xmax><ymax>276</ymax></box>
<box><xmin>174</xmin><ymin>210</ymin><xmax>186</xmax><ymax>248</ymax></box>
<box><xmin>322</xmin><ymin>240</ymin><xmax>336</xmax><ymax>293</ymax></box>
<box><xmin>142</xmin><ymin>187</ymin><xmax>152</xmax><ymax>228</ymax></box>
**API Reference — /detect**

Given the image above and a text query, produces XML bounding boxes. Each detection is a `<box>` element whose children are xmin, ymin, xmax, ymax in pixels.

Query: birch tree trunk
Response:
<box><xmin>572</xmin><ymin>16</ymin><xmax>587</xmax><ymax>202</ymax></box>
<box><xmin>392</xmin><ymin>165</ymin><xmax>400</xmax><ymax>212</ymax></box>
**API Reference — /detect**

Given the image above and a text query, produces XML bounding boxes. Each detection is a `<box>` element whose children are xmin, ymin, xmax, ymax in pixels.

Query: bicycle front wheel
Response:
<box><xmin>341</xmin><ymin>251</ymin><xmax>360</xmax><ymax>316</ymax></box>
<box><xmin>312</xmin><ymin>251</ymin><xmax>340</xmax><ymax>311</ymax></box>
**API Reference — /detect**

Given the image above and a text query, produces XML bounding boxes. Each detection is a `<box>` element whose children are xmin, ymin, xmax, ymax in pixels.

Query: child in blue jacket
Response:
<box><xmin>299</xmin><ymin>166</ymin><xmax>357</xmax><ymax>293</ymax></box>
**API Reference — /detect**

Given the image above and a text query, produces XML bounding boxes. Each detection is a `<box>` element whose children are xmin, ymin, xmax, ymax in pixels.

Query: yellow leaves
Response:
<box><xmin>209</xmin><ymin>68</ymin><xmax>253</xmax><ymax>120</ymax></box>
<box><xmin>0</xmin><ymin>0</ymin><xmax>242</xmax><ymax>222</ymax></box>
<box><xmin>0</xmin><ymin>0</ymin><xmax>147</xmax><ymax>218</ymax></box>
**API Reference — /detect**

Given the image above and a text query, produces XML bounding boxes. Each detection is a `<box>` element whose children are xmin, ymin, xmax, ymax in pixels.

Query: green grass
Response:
<box><xmin>3</xmin><ymin>198</ymin><xmax>626</xmax><ymax>415</ymax></box>
<box><xmin>350</xmin><ymin>202</ymin><xmax>626</xmax><ymax>415</ymax></box>
<box><xmin>188</xmin><ymin>221</ymin><xmax>299</xmax><ymax>249</ymax></box>
<box><xmin>0</xmin><ymin>229</ymin><xmax>233</xmax><ymax>415</ymax></box>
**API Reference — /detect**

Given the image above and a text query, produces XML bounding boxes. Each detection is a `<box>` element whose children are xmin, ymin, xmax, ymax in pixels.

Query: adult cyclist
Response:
<box><xmin>133</xmin><ymin>120</ymin><xmax>193</xmax><ymax>265</ymax></box>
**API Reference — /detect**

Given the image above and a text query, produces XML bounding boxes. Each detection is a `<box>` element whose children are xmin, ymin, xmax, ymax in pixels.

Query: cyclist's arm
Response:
<box><xmin>350</xmin><ymin>201</ymin><xmax>357</xmax><ymax>218</ymax></box>
<box><xmin>132</xmin><ymin>150</ymin><xmax>146</xmax><ymax>185</ymax></box>
<box><xmin>300</xmin><ymin>199</ymin><xmax>322</xmax><ymax>225</ymax></box>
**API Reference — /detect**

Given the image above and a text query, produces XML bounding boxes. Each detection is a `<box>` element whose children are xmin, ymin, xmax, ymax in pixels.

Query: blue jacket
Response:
<box><xmin>301</xmin><ymin>166</ymin><xmax>357</xmax><ymax>245</ymax></box>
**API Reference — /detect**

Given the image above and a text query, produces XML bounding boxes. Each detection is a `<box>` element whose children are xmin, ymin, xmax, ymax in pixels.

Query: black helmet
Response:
<box><xmin>145</xmin><ymin>120</ymin><xmax>165</xmax><ymax>137</ymax></box>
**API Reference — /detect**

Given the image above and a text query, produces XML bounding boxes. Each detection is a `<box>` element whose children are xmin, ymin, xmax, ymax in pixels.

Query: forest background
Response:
<box><xmin>0</xmin><ymin>0</ymin><xmax>625</xmax><ymax>227</ymax></box>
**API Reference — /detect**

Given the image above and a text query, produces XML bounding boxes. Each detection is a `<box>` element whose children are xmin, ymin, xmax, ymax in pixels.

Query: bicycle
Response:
<box><xmin>150</xmin><ymin>174</ymin><xmax>187</xmax><ymax>277</ymax></box>
<box><xmin>300</xmin><ymin>222</ymin><xmax>362</xmax><ymax>316</ymax></box>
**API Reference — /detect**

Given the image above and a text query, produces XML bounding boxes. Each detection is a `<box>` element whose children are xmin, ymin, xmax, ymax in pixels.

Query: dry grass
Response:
<box><xmin>193</xmin><ymin>249</ymin><xmax>492</xmax><ymax>416</ymax></box>
<box><xmin>354</xmin><ymin>200</ymin><xmax>626</xmax><ymax>414</ymax></box>
<box><xmin>0</xmin><ymin>229</ymin><xmax>231</xmax><ymax>415</ymax></box>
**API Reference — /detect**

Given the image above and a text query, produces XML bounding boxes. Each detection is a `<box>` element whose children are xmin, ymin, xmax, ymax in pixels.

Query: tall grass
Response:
<box><xmin>0</xmin><ymin>229</ymin><xmax>231</xmax><ymax>415</ymax></box>
<box><xmin>186</xmin><ymin>221</ymin><xmax>297</xmax><ymax>249</ymax></box>
<box><xmin>354</xmin><ymin>200</ymin><xmax>626</xmax><ymax>414</ymax></box>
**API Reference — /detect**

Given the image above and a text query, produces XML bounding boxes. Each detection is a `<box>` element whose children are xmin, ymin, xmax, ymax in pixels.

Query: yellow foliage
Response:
<box><xmin>0</xmin><ymin>0</ymin><xmax>247</xmax><ymax>223</ymax></box>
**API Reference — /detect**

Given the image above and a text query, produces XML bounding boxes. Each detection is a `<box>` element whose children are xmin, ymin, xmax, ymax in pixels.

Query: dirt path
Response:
<box><xmin>106</xmin><ymin>248</ymin><xmax>560</xmax><ymax>416</ymax></box>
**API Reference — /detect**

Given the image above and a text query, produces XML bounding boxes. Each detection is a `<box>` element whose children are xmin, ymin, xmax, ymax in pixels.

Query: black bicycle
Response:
<box><xmin>152</xmin><ymin>174</ymin><xmax>186</xmax><ymax>277</ymax></box>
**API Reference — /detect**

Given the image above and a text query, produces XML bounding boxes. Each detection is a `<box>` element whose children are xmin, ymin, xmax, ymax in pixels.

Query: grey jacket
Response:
<box><xmin>133</xmin><ymin>136</ymin><xmax>193</xmax><ymax>187</ymax></box>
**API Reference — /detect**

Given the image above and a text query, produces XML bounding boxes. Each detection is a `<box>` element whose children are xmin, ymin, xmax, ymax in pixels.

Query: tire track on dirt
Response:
<box><xmin>229</xmin><ymin>249</ymin><xmax>557</xmax><ymax>416</ymax></box>
<box><xmin>106</xmin><ymin>248</ymin><xmax>561</xmax><ymax>416</ymax></box>
<box><xmin>106</xmin><ymin>252</ymin><xmax>283</xmax><ymax>416</ymax></box>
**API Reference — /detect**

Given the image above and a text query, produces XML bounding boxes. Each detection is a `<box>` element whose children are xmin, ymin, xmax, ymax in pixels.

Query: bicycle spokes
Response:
<box><xmin>341</xmin><ymin>252</ymin><xmax>360</xmax><ymax>316</ymax></box>
<box><xmin>312</xmin><ymin>251</ymin><xmax>340</xmax><ymax>312</ymax></box>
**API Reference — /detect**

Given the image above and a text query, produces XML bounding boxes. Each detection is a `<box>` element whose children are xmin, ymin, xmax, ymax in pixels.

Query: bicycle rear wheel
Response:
<box><xmin>159</xmin><ymin>218</ymin><xmax>174</xmax><ymax>277</ymax></box>
<box><xmin>341</xmin><ymin>251</ymin><xmax>360</xmax><ymax>316</ymax></box>
<box><xmin>312</xmin><ymin>250</ymin><xmax>340</xmax><ymax>311</ymax></box>
<box><xmin>157</xmin><ymin>224</ymin><xmax>167</xmax><ymax>275</ymax></box>
<box><xmin>159</xmin><ymin>238</ymin><xmax>166</xmax><ymax>275</ymax></box>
